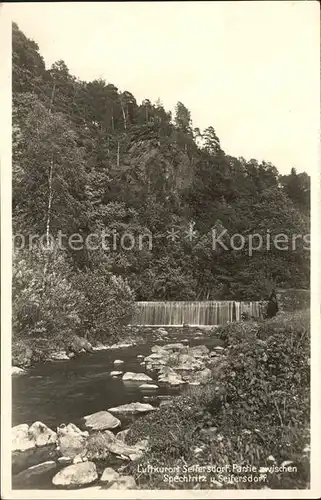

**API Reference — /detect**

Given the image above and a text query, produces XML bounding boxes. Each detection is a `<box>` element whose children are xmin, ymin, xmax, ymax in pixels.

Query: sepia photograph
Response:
<box><xmin>1</xmin><ymin>1</ymin><xmax>320</xmax><ymax>498</ymax></box>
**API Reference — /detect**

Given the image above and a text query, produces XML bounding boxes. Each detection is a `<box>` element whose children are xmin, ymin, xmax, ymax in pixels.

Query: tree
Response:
<box><xmin>12</xmin><ymin>93</ymin><xmax>87</xmax><ymax>237</ymax></box>
<box><xmin>203</xmin><ymin>126</ymin><xmax>221</xmax><ymax>155</ymax></box>
<box><xmin>280</xmin><ymin>168</ymin><xmax>310</xmax><ymax>211</ymax></box>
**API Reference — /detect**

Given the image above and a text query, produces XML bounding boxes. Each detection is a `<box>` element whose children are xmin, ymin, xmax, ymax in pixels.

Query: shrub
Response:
<box><xmin>71</xmin><ymin>264</ymin><xmax>137</xmax><ymax>344</ymax></box>
<box><xmin>12</xmin><ymin>246</ymin><xmax>86</xmax><ymax>363</ymax></box>
<box><xmin>124</xmin><ymin>311</ymin><xmax>310</xmax><ymax>490</ymax></box>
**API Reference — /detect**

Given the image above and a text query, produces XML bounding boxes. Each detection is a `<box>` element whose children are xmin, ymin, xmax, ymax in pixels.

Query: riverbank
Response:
<box><xmin>11</xmin><ymin>311</ymin><xmax>310</xmax><ymax>490</ymax></box>
<box><xmin>123</xmin><ymin>310</ymin><xmax>310</xmax><ymax>490</ymax></box>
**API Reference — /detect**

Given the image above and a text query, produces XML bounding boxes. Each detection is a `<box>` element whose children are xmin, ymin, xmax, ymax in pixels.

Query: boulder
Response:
<box><xmin>28</xmin><ymin>421</ymin><xmax>57</xmax><ymax>447</ymax></box>
<box><xmin>12</xmin><ymin>366</ymin><xmax>26</xmax><ymax>375</ymax></box>
<box><xmin>100</xmin><ymin>467</ymin><xmax>120</xmax><ymax>484</ymax></box>
<box><xmin>68</xmin><ymin>335</ymin><xmax>93</xmax><ymax>355</ymax></box>
<box><xmin>158</xmin><ymin>372</ymin><xmax>185</xmax><ymax>386</ymax></box>
<box><xmin>137</xmin><ymin>354</ymin><xmax>145</xmax><ymax>359</ymax></box>
<box><xmin>151</xmin><ymin>345</ymin><xmax>168</xmax><ymax>354</ymax></box>
<box><xmin>12</xmin><ymin>423</ymin><xmax>58</xmax><ymax>474</ymax></box>
<box><xmin>162</xmin><ymin>343</ymin><xmax>185</xmax><ymax>351</ymax></box>
<box><xmin>12</xmin><ymin>460</ymin><xmax>57</xmax><ymax>488</ymax></box>
<box><xmin>122</xmin><ymin>372</ymin><xmax>153</xmax><ymax>382</ymax></box>
<box><xmin>116</xmin><ymin>429</ymin><xmax>129</xmax><ymax>442</ymax></box>
<box><xmin>108</xmin><ymin>402</ymin><xmax>156</xmax><ymax>415</ymax></box>
<box><xmin>139</xmin><ymin>384</ymin><xmax>159</xmax><ymax>390</ymax></box>
<box><xmin>50</xmin><ymin>351</ymin><xmax>70</xmax><ymax>361</ymax></box>
<box><xmin>57</xmin><ymin>423</ymin><xmax>88</xmax><ymax>460</ymax></box>
<box><xmin>87</xmin><ymin>431</ymin><xmax>145</xmax><ymax>461</ymax></box>
<box><xmin>52</xmin><ymin>461</ymin><xmax>98</xmax><ymax>488</ymax></box>
<box><xmin>12</xmin><ymin>422</ymin><xmax>57</xmax><ymax>451</ymax></box>
<box><xmin>83</xmin><ymin>411</ymin><xmax>121</xmax><ymax>431</ymax></box>
<box><xmin>114</xmin><ymin>359</ymin><xmax>124</xmax><ymax>365</ymax></box>
<box><xmin>174</xmin><ymin>354</ymin><xmax>204</xmax><ymax>372</ymax></box>
<box><xmin>159</xmin><ymin>400</ymin><xmax>174</xmax><ymax>408</ymax></box>
<box><xmin>102</xmin><ymin>475</ymin><xmax>137</xmax><ymax>489</ymax></box>
<box><xmin>144</xmin><ymin>353</ymin><xmax>169</xmax><ymax>362</ymax></box>
<box><xmin>110</xmin><ymin>370</ymin><xmax>123</xmax><ymax>377</ymax></box>
<box><xmin>190</xmin><ymin>345</ymin><xmax>210</xmax><ymax>356</ymax></box>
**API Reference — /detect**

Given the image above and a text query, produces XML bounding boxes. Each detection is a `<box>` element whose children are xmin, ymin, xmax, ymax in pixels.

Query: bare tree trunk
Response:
<box><xmin>117</xmin><ymin>141</ymin><xmax>120</xmax><ymax>168</ymax></box>
<box><xmin>121</xmin><ymin>104</ymin><xmax>127</xmax><ymax>130</ymax></box>
<box><xmin>46</xmin><ymin>157</ymin><xmax>54</xmax><ymax>248</ymax></box>
<box><xmin>42</xmin><ymin>83</ymin><xmax>56</xmax><ymax>290</ymax></box>
<box><xmin>111</xmin><ymin>109</ymin><xmax>114</xmax><ymax>131</ymax></box>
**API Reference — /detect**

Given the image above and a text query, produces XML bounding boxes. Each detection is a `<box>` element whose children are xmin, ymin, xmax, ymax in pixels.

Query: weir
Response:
<box><xmin>131</xmin><ymin>301</ymin><xmax>263</xmax><ymax>326</ymax></box>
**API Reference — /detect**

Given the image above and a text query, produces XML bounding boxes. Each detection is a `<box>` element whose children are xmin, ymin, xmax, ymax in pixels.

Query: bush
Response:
<box><xmin>124</xmin><ymin>311</ymin><xmax>310</xmax><ymax>490</ymax></box>
<box><xmin>12</xmin><ymin>247</ymin><xmax>137</xmax><ymax>364</ymax></box>
<box><xmin>71</xmin><ymin>264</ymin><xmax>137</xmax><ymax>344</ymax></box>
<box><xmin>12</xmin><ymin>246</ymin><xmax>86</xmax><ymax>363</ymax></box>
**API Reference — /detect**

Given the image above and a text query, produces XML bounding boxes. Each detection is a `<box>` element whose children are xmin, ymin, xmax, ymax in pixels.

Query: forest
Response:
<box><xmin>12</xmin><ymin>23</ymin><xmax>310</xmax><ymax>352</ymax></box>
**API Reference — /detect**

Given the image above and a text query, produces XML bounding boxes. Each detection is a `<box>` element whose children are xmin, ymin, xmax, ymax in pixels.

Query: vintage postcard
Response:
<box><xmin>1</xmin><ymin>1</ymin><xmax>320</xmax><ymax>498</ymax></box>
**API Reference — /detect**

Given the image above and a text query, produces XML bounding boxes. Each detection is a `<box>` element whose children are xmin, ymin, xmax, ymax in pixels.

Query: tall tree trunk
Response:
<box><xmin>111</xmin><ymin>109</ymin><xmax>114</xmax><ymax>131</ymax></box>
<box><xmin>121</xmin><ymin>104</ymin><xmax>127</xmax><ymax>130</ymax></box>
<box><xmin>46</xmin><ymin>157</ymin><xmax>54</xmax><ymax>247</ymax></box>
<box><xmin>117</xmin><ymin>141</ymin><xmax>120</xmax><ymax>168</ymax></box>
<box><xmin>42</xmin><ymin>83</ymin><xmax>56</xmax><ymax>290</ymax></box>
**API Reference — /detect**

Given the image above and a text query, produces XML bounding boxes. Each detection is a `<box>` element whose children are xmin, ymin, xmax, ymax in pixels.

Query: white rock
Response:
<box><xmin>139</xmin><ymin>384</ymin><xmax>159</xmax><ymax>390</ymax></box>
<box><xmin>83</xmin><ymin>411</ymin><xmax>121</xmax><ymax>431</ymax></box>
<box><xmin>122</xmin><ymin>372</ymin><xmax>153</xmax><ymax>382</ymax></box>
<box><xmin>12</xmin><ymin>366</ymin><xmax>26</xmax><ymax>375</ymax></box>
<box><xmin>114</xmin><ymin>359</ymin><xmax>124</xmax><ymax>365</ymax></box>
<box><xmin>108</xmin><ymin>402</ymin><xmax>156</xmax><ymax>414</ymax></box>
<box><xmin>100</xmin><ymin>467</ymin><xmax>120</xmax><ymax>484</ymax></box>
<box><xmin>52</xmin><ymin>461</ymin><xmax>98</xmax><ymax>487</ymax></box>
<box><xmin>110</xmin><ymin>371</ymin><xmax>123</xmax><ymax>377</ymax></box>
<box><xmin>105</xmin><ymin>475</ymin><xmax>137</xmax><ymax>489</ymax></box>
<box><xmin>50</xmin><ymin>351</ymin><xmax>70</xmax><ymax>361</ymax></box>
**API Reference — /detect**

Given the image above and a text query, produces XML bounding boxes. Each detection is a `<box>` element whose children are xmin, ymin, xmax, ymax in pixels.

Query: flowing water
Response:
<box><xmin>12</xmin><ymin>328</ymin><xmax>223</xmax><ymax>428</ymax></box>
<box><xmin>131</xmin><ymin>300</ymin><xmax>262</xmax><ymax>326</ymax></box>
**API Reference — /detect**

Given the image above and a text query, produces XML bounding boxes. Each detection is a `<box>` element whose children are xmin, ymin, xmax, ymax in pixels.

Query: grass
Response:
<box><xmin>123</xmin><ymin>310</ymin><xmax>310</xmax><ymax>490</ymax></box>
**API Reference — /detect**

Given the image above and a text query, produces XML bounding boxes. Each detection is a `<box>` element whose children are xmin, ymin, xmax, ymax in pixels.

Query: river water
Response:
<box><xmin>12</xmin><ymin>328</ymin><xmax>223</xmax><ymax>429</ymax></box>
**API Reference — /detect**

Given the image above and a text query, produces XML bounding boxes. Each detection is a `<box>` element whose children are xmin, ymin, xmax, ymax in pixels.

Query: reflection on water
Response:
<box><xmin>12</xmin><ymin>330</ymin><xmax>223</xmax><ymax>428</ymax></box>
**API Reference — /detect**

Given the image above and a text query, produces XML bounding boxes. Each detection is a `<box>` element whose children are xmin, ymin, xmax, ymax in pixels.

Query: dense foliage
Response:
<box><xmin>12</xmin><ymin>23</ymin><xmax>310</xmax><ymax>354</ymax></box>
<box><xmin>126</xmin><ymin>311</ymin><xmax>310</xmax><ymax>489</ymax></box>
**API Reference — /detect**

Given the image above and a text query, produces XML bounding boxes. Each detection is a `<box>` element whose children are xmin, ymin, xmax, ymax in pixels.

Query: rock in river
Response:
<box><xmin>139</xmin><ymin>384</ymin><xmax>159</xmax><ymax>390</ymax></box>
<box><xmin>57</xmin><ymin>423</ymin><xmax>88</xmax><ymax>460</ymax></box>
<box><xmin>52</xmin><ymin>461</ymin><xmax>98</xmax><ymax>488</ymax></box>
<box><xmin>12</xmin><ymin>461</ymin><xmax>57</xmax><ymax>488</ymax></box>
<box><xmin>122</xmin><ymin>372</ymin><xmax>153</xmax><ymax>382</ymax></box>
<box><xmin>100</xmin><ymin>467</ymin><xmax>120</xmax><ymax>484</ymax></box>
<box><xmin>108</xmin><ymin>402</ymin><xmax>156</xmax><ymax>415</ymax></box>
<box><xmin>101</xmin><ymin>475</ymin><xmax>137</xmax><ymax>490</ymax></box>
<box><xmin>83</xmin><ymin>411</ymin><xmax>121</xmax><ymax>431</ymax></box>
<box><xmin>12</xmin><ymin>422</ymin><xmax>58</xmax><ymax>474</ymax></box>
<box><xmin>110</xmin><ymin>370</ymin><xmax>123</xmax><ymax>377</ymax></box>
<box><xmin>12</xmin><ymin>366</ymin><xmax>26</xmax><ymax>375</ymax></box>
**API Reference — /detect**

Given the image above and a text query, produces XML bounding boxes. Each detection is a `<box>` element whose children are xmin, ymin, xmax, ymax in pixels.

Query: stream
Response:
<box><xmin>12</xmin><ymin>328</ymin><xmax>223</xmax><ymax>429</ymax></box>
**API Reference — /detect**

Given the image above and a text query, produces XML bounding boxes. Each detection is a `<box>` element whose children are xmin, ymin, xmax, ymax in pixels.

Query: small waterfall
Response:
<box><xmin>131</xmin><ymin>300</ymin><xmax>263</xmax><ymax>326</ymax></box>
